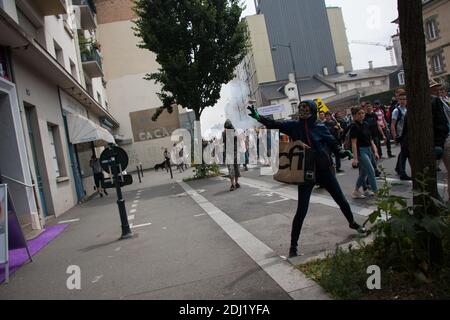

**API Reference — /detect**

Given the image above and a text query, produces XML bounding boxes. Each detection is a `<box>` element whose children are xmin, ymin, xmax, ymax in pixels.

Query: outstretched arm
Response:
<box><xmin>247</xmin><ymin>106</ymin><xmax>296</xmax><ymax>137</ymax></box>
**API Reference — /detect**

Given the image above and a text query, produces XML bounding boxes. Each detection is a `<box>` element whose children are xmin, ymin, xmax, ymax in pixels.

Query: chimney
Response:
<box><xmin>288</xmin><ymin>72</ymin><xmax>295</xmax><ymax>83</ymax></box>
<box><xmin>336</xmin><ymin>64</ymin><xmax>345</xmax><ymax>74</ymax></box>
<box><xmin>369</xmin><ymin>61</ymin><xmax>374</xmax><ymax>70</ymax></box>
<box><xmin>323</xmin><ymin>67</ymin><xmax>329</xmax><ymax>76</ymax></box>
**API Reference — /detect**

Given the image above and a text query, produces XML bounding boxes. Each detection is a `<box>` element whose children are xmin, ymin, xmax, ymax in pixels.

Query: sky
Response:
<box><xmin>201</xmin><ymin>0</ymin><xmax>399</xmax><ymax>136</ymax></box>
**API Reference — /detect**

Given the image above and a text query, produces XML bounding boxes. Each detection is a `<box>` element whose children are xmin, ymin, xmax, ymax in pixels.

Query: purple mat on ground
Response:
<box><xmin>0</xmin><ymin>224</ymin><xmax>69</xmax><ymax>283</ymax></box>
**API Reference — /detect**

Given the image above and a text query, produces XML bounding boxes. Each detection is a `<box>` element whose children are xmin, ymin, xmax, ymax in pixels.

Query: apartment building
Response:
<box><xmin>95</xmin><ymin>0</ymin><xmax>190</xmax><ymax>170</ymax></box>
<box><xmin>0</xmin><ymin>0</ymin><xmax>119</xmax><ymax>230</ymax></box>
<box><xmin>423</xmin><ymin>0</ymin><xmax>450</xmax><ymax>85</ymax></box>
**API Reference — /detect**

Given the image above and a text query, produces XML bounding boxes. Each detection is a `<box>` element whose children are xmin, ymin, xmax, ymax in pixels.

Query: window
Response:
<box><xmin>70</xmin><ymin>59</ymin><xmax>77</xmax><ymax>81</ymax></box>
<box><xmin>340</xmin><ymin>84</ymin><xmax>348</xmax><ymax>92</ymax></box>
<box><xmin>97</xmin><ymin>92</ymin><xmax>102</xmax><ymax>105</ymax></box>
<box><xmin>355</xmin><ymin>82</ymin><xmax>362</xmax><ymax>88</ymax></box>
<box><xmin>426</xmin><ymin>19</ymin><xmax>438</xmax><ymax>40</ymax></box>
<box><xmin>47</xmin><ymin>124</ymin><xmax>67</xmax><ymax>179</ymax></box>
<box><xmin>432</xmin><ymin>54</ymin><xmax>443</xmax><ymax>73</ymax></box>
<box><xmin>53</xmin><ymin>40</ymin><xmax>65</xmax><ymax>68</ymax></box>
<box><xmin>369</xmin><ymin>81</ymin><xmax>375</xmax><ymax>87</ymax></box>
<box><xmin>48</xmin><ymin>125</ymin><xmax>60</xmax><ymax>177</ymax></box>
<box><xmin>398</xmin><ymin>71</ymin><xmax>405</xmax><ymax>85</ymax></box>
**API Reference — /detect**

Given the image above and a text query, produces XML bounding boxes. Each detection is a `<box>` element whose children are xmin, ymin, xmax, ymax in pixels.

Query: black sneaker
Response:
<box><xmin>236</xmin><ymin>183</ymin><xmax>241</xmax><ymax>189</ymax></box>
<box><xmin>336</xmin><ymin>169</ymin><xmax>344</xmax><ymax>173</ymax></box>
<box><xmin>104</xmin><ymin>190</ymin><xmax>108</xmax><ymax>196</ymax></box>
<box><xmin>400</xmin><ymin>175</ymin><xmax>412</xmax><ymax>181</ymax></box>
<box><xmin>349</xmin><ymin>222</ymin><xmax>367</xmax><ymax>234</ymax></box>
<box><xmin>289</xmin><ymin>246</ymin><xmax>298</xmax><ymax>258</ymax></box>
<box><xmin>388</xmin><ymin>154</ymin><xmax>396</xmax><ymax>158</ymax></box>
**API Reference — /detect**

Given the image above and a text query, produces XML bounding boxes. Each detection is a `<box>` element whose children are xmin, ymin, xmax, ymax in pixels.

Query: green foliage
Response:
<box><xmin>193</xmin><ymin>163</ymin><xmax>221</xmax><ymax>179</ymax></box>
<box><xmin>365</xmin><ymin>168</ymin><xmax>449</xmax><ymax>271</ymax></box>
<box><xmin>133</xmin><ymin>0</ymin><xmax>249</xmax><ymax>121</ymax></box>
<box><xmin>298</xmin><ymin>168</ymin><xmax>450</xmax><ymax>299</ymax></box>
<box><xmin>299</xmin><ymin>244</ymin><xmax>378</xmax><ymax>300</ymax></box>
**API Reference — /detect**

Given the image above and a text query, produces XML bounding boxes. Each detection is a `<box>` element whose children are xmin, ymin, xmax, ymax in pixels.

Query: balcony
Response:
<box><xmin>72</xmin><ymin>0</ymin><xmax>97</xmax><ymax>30</ymax></box>
<box><xmin>81</xmin><ymin>49</ymin><xmax>103</xmax><ymax>78</ymax></box>
<box><xmin>32</xmin><ymin>0</ymin><xmax>67</xmax><ymax>16</ymax></box>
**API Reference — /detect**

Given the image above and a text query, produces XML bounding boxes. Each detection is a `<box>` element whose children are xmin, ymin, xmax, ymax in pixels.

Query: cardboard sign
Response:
<box><xmin>273</xmin><ymin>141</ymin><xmax>315</xmax><ymax>185</ymax></box>
<box><xmin>258</xmin><ymin>104</ymin><xmax>286</xmax><ymax>116</ymax></box>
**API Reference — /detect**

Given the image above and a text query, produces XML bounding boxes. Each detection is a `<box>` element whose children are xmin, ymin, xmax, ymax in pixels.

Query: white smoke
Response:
<box><xmin>201</xmin><ymin>78</ymin><xmax>260</xmax><ymax>140</ymax></box>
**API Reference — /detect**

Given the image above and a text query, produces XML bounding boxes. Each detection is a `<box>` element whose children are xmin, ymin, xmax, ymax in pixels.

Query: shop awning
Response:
<box><xmin>67</xmin><ymin>113</ymin><xmax>115</xmax><ymax>146</ymax></box>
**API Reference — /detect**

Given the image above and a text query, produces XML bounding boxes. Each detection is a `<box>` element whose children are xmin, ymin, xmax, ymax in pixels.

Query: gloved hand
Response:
<box><xmin>339</xmin><ymin>149</ymin><xmax>353</xmax><ymax>160</ymax></box>
<box><xmin>247</xmin><ymin>105</ymin><xmax>261</xmax><ymax>121</ymax></box>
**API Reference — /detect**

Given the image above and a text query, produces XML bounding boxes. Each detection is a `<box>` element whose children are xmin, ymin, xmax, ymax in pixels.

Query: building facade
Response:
<box><xmin>255</xmin><ymin>0</ymin><xmax>338</xmax><ymax>80</ymax></box>
<box><xmin>95</xmin><ymin>0</ymin><xmax>191</xmax><ymax>170</ymax></box>
<box><xmin>326</xmin><ymin>7</ymin><xmax>353</xmax><ymax>73</ymax></box>
<box><xmin>0</xmin><ymin>0</ymin><xmax>118</xmax><ymax>230</ymax></box>
<box><xmin>423</xmin><ymin>0</ymin><xmax>450</xmax><ymax>85</ymax></box>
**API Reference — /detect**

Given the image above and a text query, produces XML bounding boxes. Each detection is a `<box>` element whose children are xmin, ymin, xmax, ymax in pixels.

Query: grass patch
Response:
<box><xmin>297</xmin><ymin>243</ymin><xmax>450</xmax><ymax>300</ymax></box>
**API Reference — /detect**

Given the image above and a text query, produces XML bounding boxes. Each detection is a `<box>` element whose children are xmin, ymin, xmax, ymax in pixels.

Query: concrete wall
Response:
<box><xmin>0</xmin><ymin>77</ymin><xmax>39</xmax><ymax>228</ymax></box>
<box><xmin>246</xmin><ymin>15</ymin><xmax>276</xmax><ymax>84</ymax></box>
<box><xmin>327</xmin><ymin>7</ymin><xmax>353</xmax><ymax>72</ymax></box>
<box><xmin>0</xmin><ymin>0</ymin><xmax>18</xmax><ymax>22</ymax></box>
<box><xmin>98</xmin><ymin>16</ymin><xmax>178</xmax><ymax>170</ymax></box>
<box><xmin>336</xmin><ymin>76</ymin><xmax>389</xmax><ymax>94</ymax></box>
<box><xmin>13</xmin><ymin>55</ymin><xmax>78</xmax><ymax>217</ymax></box>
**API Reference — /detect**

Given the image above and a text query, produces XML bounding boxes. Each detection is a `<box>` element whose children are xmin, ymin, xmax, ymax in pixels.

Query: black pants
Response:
<box><xmin>291</xmin><ymin>169</ymin><xmax>355</xmax><ymax>248</ymax></box>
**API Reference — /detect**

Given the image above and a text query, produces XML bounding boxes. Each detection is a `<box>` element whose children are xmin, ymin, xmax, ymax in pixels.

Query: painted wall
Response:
<box><xmin>327</xmin><ymin>7</ymin><xmax>353</xmax><ymax>72</ymax></box>
<box><xmin>13</xmin><ymin>56</ymin><xmax>78</xmax><ymax>217</ymax></box>
<box><xmin>98</xmin><ymin>19</ymin><xmax>179</xmax><ymax>169</ymax></box>
<box><xmin>0</xmin><ymin>78</ymin><xmax>39</xmax><ymax>228</ymax></box>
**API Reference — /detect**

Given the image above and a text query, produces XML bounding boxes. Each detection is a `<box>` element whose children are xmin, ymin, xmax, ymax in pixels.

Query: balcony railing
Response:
<box><xmin>72</xmin><ymin>0</ymin><xmax>97</xmax><ymax>30</ymax></box>
<box><xmin>81</xmin><ymin>49</ymin><xmax>103</xmax><ymax>78</ymax></box>
<box><xmin>72</xmin><ymin>0</ymin><xmax>96</xmax><ymax>13</ymax></box>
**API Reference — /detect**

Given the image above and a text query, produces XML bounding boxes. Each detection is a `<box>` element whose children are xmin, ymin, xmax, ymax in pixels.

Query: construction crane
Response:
<box><xmin>350</xmin><ymin>40</ymin><xmax>396</xmax><ymax>66</ymax></box>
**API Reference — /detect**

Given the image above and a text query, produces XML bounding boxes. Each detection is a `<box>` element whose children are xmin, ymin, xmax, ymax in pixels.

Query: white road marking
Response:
<box><xmin>131</xmin><ymin>204</ymin><xmax>138</xmax><ymax>208</ymax></box>
<box><xmin>57</xmin><ymin>218</ymin><xmax>80</xmax><ymax>224</ymax></box>
<box><xmin>178</xmin><ymin>180</ymin><xmax>329</xmax><ymax>300</ymax></box>
<box><xmin>194</xmin><ymin>213</ymin><xmax>207</xmax><ymax>217</ymax></box>
<box><xmin>133</xmin><ymin>200</ymin><xmax>139</xmax><ymax>204</ymax></box>
<box><xmin>92</xmin><ymin>275</ymin><xmax>103</xmax><ymax>283</ymax></box>
<box><xmin>267</xmin><ymin>197</ymin><xmax>290</xmax><ymax>204</ymax></box>
<box><xmin>162</xmin><ymin>227</ymin><xmax>167</xmax><ymax>230</ymax></box>
<box><xmin>114</xmin><ymin>247</ymin><xmax>121</xmax><ymax>252</ymax></box>
<box><xmin>131</xmin><ymin>222</ymin><xmax>152</xmax><ymax>229</ymax></box>
<box><xmin>128</xmin><ymin>215</ymin><xmax>135</xmax><ymax>221</ymax></box>
<box><xmin>130</xmin><ymin>209</ymin><xmax>137</xmax><ymax>214</ymax></box>
<box><xmin>239</xmin><ymin>177</ymin><xmax>377</xmax><ymax>217</ymax></box>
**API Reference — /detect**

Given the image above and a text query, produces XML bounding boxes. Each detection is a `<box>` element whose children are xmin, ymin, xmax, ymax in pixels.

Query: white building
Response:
<box><xmin>0</xmin><ymin>0</ymin><xmax>118</xmax><ymax>231</ymax></box>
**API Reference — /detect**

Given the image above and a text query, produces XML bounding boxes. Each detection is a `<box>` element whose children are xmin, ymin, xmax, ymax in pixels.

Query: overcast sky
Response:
<box><xmin>201</xmin><ymin>0</ymin><xmax>399</xmax><ymax>135</ymax></box>
<box><xmin>242</xmin><ymin>0</ymin><xmax>399</xmax><ymax>70</ymax></box>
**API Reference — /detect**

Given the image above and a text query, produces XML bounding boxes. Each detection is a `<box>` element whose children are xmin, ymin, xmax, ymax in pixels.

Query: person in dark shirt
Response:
<box><xmin>248</xmin><ymin>100</ymin><xmax>365</xmax><ymax>258</ymax></box>
<box><xmin>350</xmin><ymin>106</ymin><xmax>380</xmax><ymax>199</ymax></box>
<box><xmin>324</xmin><ymin>112</ymin><xmax>344</xmax><ymax>172</ymax></box>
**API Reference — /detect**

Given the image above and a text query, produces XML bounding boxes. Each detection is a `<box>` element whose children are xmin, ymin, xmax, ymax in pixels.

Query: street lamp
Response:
<box><xmin>272</xmin><ymin>43</ymin><xmax>301</xmax><ymax>111</ymax></box>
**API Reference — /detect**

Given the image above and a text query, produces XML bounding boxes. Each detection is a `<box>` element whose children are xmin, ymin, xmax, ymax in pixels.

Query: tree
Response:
<box><xmin>398</xmin><ymin>0</ymin><xmax>442</xmax><ymax>265</ymax></box>
<box><xmin>133</xmin><ymin>0</ymin><xmax>248</xmax><ymax>122</ymax></box>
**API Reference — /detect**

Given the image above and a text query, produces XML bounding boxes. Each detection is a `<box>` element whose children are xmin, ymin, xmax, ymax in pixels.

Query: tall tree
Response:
<box><xmin>133</xmin><ymin>0</ymin><xmax>248</xmax><ymax>122</ymax></box>
<box><xmin>398</xmin><ymin>0</ymin><xmax>442</xmax><ymax>264</ymax></box>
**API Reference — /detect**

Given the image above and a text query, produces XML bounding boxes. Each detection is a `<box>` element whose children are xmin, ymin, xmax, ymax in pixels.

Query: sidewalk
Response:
<box><xmin>0</xmin><ymin>168</ymin><xmax>304</xmax><ymax>300</ymax></box>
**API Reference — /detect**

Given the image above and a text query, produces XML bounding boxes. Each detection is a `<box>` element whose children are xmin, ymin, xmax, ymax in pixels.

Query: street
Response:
<box><xmin>0</xmin><ymin>144</ymin><xmax>447</xmax><ymax>300</ymax></box>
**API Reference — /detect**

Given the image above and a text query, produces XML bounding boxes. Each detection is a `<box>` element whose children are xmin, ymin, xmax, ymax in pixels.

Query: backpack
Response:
<box><xmin>343</xmin><ymin>123</ymin><xmax>354</xmax><ymax>151</ymax></box>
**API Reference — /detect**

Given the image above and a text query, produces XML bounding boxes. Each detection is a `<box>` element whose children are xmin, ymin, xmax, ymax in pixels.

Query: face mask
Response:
<box><xmin>298</xmin><ymin>104</ymin><xmax>312</xmax><ymax>119</ymax></box>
